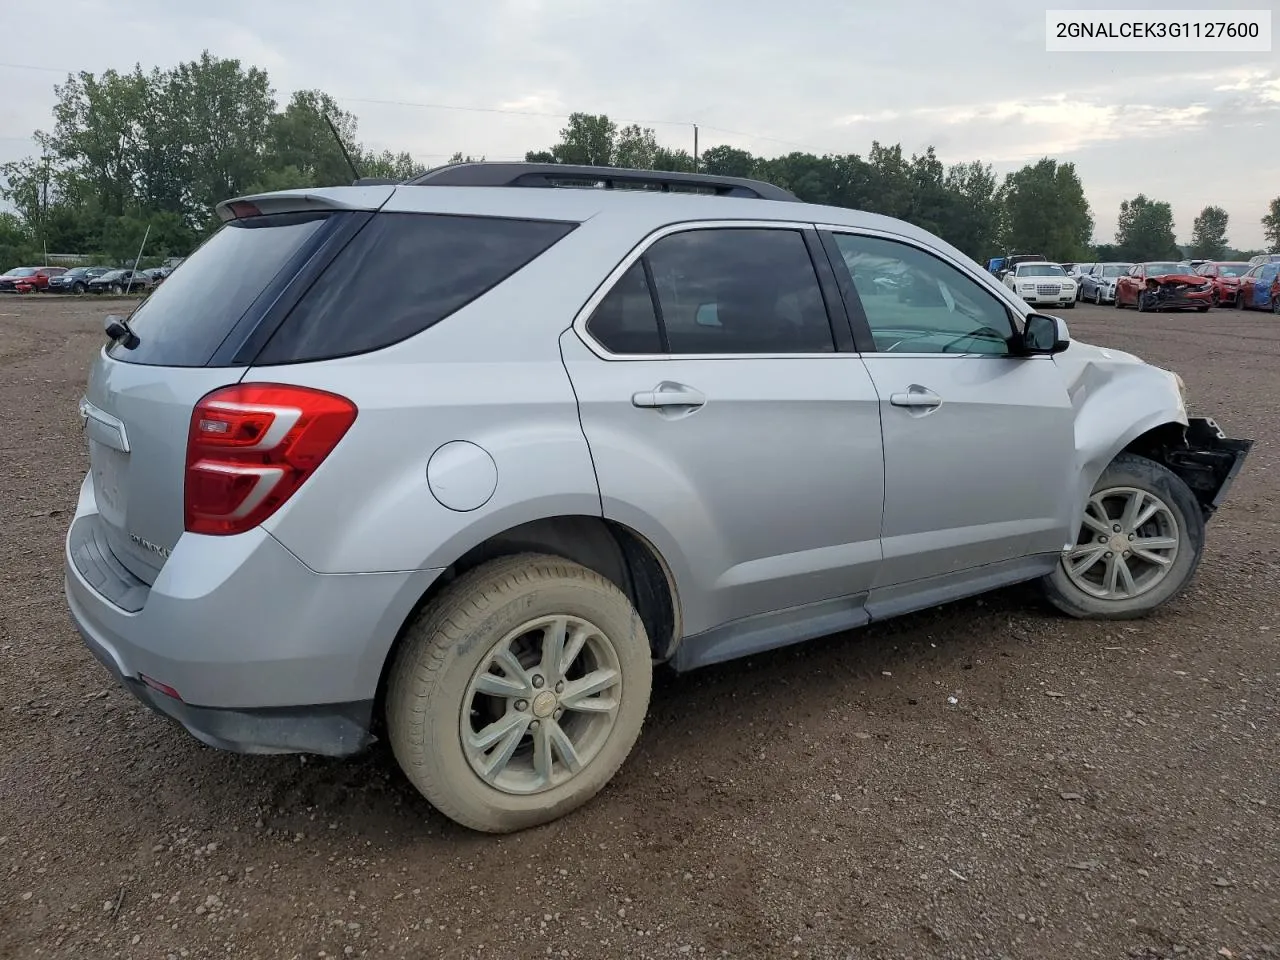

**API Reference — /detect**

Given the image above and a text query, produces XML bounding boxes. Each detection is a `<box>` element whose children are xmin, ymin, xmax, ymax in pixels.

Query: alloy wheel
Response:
<box><xmin>1063</xmin><ymin>487</ymin><xmax>1180</xmax><ymax>600</ymax></box>
<box><xmin>460</xmin><ymin>614</ymin><xmax>622</xmax><ymax>795</ymax></box>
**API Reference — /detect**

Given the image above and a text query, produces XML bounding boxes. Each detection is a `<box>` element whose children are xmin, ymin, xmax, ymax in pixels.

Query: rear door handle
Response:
<box><xmin>632</xmin><ymin>382</ymin><xmax>706</xmax><ymax>409</ymax></box>
<box><xmin>889</xmin><ymin>385</ymin><xmax>942</xmax><ymax>409</ymax></box>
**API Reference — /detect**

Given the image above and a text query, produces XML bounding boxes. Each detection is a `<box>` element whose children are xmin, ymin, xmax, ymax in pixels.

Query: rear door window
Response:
<box><xmin>256</xmin><ymin>213</ymin><xmax>577</xmax><ymax>364</ymax></box>
<box><xmin>643</xmin><ymin>228</ymin><xmax>835</xmax><ymax>355</ymax></box>
<box><xmin>108</xmin><ymin>212</ymin><xmax>335</xmax><ymax>367</ymax></box>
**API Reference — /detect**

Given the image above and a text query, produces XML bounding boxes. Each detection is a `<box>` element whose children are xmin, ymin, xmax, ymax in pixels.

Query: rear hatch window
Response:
<box><xmin>108</xmin><ymin>212</ymin><xmax>334</xmax><ymax>367</ymax></box>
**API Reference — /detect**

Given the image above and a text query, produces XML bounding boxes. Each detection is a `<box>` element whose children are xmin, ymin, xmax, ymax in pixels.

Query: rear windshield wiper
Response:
<box><xmin>104</xmin><ymin>314</ymin><xmax>140</xmax><ymax>350</ymax></box>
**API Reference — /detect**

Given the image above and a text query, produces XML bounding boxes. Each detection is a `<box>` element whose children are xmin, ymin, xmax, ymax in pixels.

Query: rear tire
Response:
<box><xmin>386</xmin><ymin>553</ymin><xmax>653</xmax><ymax>834</ymax></box>
<box><xmin>1042</xmin><ymin>453</ymin><xmax>1205</xmax><ymax>620</ymax></box>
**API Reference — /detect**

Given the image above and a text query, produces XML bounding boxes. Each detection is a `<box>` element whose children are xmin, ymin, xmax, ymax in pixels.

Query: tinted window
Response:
<box><xmin>586</xmin><ymin>261</ymin><xmax>663</xmax><ymax>355</ymax></box>
<box><xmin>110</xmin><ymin>212</ymin><xmax>333</xmax><ymax>366</ymax></box>
<box><xmin>258</xmin><ymin>213</ymin><xmax>576</xmax><ymax>364</ymax></box>
<box><xmin>643</xmin><ymin>228</ymin><xmax>834</xmax><ymax>355</ymax></box>
<box><xmin>831</xmin><ymin>233</ymin><xmax>1014</xmax><ymax>355</ymax></box>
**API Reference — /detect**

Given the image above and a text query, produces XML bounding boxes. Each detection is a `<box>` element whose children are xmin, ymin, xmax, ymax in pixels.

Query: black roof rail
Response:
<box><xmin>351</xmin><ymin>177</ymin><xmax>403</xmax><ymax>186</ymax></box>
<box><xmin>401</xmin><ymin>161</ymin><xmax>799</xmax><ymax>201</ymax></box>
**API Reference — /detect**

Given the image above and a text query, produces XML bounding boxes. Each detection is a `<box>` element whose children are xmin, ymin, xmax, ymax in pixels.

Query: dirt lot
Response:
<box><xmin>1</xmin><ymin>294</ymin><xmax>1276</xmax><ymax>960</ymax></box>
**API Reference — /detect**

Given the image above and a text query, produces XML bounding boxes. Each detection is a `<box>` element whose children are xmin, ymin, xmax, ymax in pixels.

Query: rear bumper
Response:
<box><xmin>64</xmin><ymin>474</ymin><xmax>442</xmax><ymax>755</ymax></box>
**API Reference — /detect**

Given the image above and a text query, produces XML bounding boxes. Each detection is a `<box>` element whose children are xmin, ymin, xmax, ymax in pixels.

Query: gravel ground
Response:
<box><xmin>1</xmin><ymin>295</ymin><xmax>1276</xmax><ymax>960</ymax></box>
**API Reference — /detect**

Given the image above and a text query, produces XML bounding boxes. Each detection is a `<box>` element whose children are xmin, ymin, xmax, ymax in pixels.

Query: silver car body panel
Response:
<box><xmin>64</xmin><ymin>181</ymin><xmax>1208</xmax><ymax>747</ymax></box>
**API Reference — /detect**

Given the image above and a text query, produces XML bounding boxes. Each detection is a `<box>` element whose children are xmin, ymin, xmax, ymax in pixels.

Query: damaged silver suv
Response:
<box><xmin>65</xmin><ymin>162</ymin><xmax>1252</xmax><ymax>833</ymax></box>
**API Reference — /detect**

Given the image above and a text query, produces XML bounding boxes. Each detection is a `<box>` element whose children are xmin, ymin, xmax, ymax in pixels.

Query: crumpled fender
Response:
<box><xmin>1054</xmin><ymin>342</ymin><xmax>1187</xmax><ymax>534</ymax></box>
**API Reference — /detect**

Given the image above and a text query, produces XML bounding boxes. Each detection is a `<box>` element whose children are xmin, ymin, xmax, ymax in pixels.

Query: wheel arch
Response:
<box><xmin>371</xmin><ymin>514</ymin><xmax>682</xmax><ymax>728</ymax></box>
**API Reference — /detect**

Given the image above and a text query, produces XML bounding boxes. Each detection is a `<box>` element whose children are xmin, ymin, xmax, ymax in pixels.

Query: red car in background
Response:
<box><xmin>0</xmin><ymin>265</ymin><xmax>68</xmax><ymax>293</ymax></box>
<box><xmin>1114</xmin><ymin>261</ymin><xmax>1213</xmax><ymax>312</ymax></box>
<box><xmin>1193</xmin><ymin>261</ymin><xmax>1250</xmax><ymax>306</ymax></box>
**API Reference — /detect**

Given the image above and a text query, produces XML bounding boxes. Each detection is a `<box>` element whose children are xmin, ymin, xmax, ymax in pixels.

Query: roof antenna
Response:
<box><xmin>323</xmin><ymin>113</ymin><xmax>363</xmax><ymax>183</ymax></box>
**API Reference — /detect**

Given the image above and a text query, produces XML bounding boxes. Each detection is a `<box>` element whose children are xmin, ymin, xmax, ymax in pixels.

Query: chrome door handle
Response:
<box><xmin>632</xmin><ymin>382</ymin><xmax>706</xmax><ymax>409</ymax></box>
<box><xmin>889</xmin><ymin>386</ymin><xmax>942</xmax><ymax>409</ymax></box>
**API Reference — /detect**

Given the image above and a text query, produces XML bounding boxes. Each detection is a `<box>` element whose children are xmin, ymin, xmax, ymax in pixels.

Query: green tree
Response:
<box><xmin>1263</xmin><ymin>197</ymin><xmax>1280</xmax><ymax>253</ymax></box>
<box><xmin>171</xmin><ymin>53</ymin><xmax>276</xmax><ymax>225</ymax></box>
<box><xmin>699</xmin><ymin>145</ymin><xmax>756</xmax><ymax>179</ymax></box>
<box><xmin>266</xmin><ymin>90</ymin><xmax>361</xmax><ymax>187</ymax></box>
<box><xmin>1115</xmin><ymin>194</ymin><xmax>1179</xmax><ymax>260</ymax></box>
<box><xmin>0</xmin><ymin>212</ymin><xmax>36</xmax><ymax>267</ymax></box>
<box><xmin>613</xmin><ymin>124</ymin><xmax>660</xmax><ymax>169</ymax></box>
<box><xmin>534</xmin><ymin>113</ymin><xmax>616</xmax><ymax>166</ymax></box>
<box><xmin>942</xmin><ymin>160</ymin><xmax>1001</xmax><ymax>260</ymax></box>
<box><xmin>999</xmin><ymin>158</ymin><xmax>1093</xmax><ymax>261</ymax></box>
<box><xmin>1189</xmin><ymin>205</ymin><xmax>1229</xmax><ymax>259</ymax></box>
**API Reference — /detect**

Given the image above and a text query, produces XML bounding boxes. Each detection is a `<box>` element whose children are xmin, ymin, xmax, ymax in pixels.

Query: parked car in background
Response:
<box><xmin>0</xmin><ymin>265</ymin><xmax>68</xmax><ymax>293</ymax></box>
<box><xmin>1067</xmin><ymin>263</ymin><xmax>1096</xmax><ymax>299</ymax></box>
<box><xmin>47</xmin><ymin>266</ymin><xmax>114</xmax><ymax>295</ymax></box>
<box><xmin>88</xmin><ymin>269</ymin><xmax>152</xmax><ymax>295</ymax></box>
<box><xmin>1079</xmin><ymin>263</ymin><xmax>1133</xmax><ymax>304</ymax></box>
<box><xmin>1001</xmin><ymin>261</ymin><xmax>1077</xmax><ymax>308</ymax></box>
<box><xmin>1115</xmin><ymin>262</ymin><xmax>1213</xmax><ymax>312</ymax></box>
<box><xmin>1237</xmin><ymin>262</ymin><xmax>1280</xmax><ymax>312</ymax></box>
<box><xmin>1246</xmin><ymin>253</ymin><xmax>1280</xmax><ymax>268</ymax></box>
<box><xmin>1193</xmin><ymin>261</ymin><xmax>1250</xmax><ymax>307</ymax></box>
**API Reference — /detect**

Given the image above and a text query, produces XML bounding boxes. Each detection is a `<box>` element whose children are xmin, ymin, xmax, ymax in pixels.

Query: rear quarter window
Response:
<box><xmin>255</xmin><ymin>212</ymin><xmax>577</xmax><ymax>364</ymax></box>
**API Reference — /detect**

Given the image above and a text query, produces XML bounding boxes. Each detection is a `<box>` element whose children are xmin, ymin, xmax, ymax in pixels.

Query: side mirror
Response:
<box><xmin>1021</xmin><ymin>313</ymin><xmax>1069</xmax><ymax>355</ymax></box>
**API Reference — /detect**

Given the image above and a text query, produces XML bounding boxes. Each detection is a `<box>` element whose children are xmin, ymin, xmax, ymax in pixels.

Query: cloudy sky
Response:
<box><xmin>2</xmin><ymin>0</ymin><xmax>1277</xmax><ymax>248</ymax></box>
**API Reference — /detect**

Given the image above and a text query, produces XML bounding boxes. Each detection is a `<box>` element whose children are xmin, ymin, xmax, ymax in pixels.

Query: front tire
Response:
<box><xmin>386</xmin><ymin>553</ymin><xmax>653</xmax><ymax>834</ymax></box>
<box><xmin>1042</xmin><ymin>453</ymin><xmax>1205</xmax><ymax>620</ymax></box>
<box><xmin>72</xmin><ymin>282</ymin><xmax>86</xmax><ymax>295</ymax></box>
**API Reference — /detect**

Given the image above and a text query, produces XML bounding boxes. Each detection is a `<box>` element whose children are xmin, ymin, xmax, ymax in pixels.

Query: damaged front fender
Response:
<box><xmin>1053</xmin><ymin>343</ymin><xmax>1253</xmax><ymax>534</ymax></box>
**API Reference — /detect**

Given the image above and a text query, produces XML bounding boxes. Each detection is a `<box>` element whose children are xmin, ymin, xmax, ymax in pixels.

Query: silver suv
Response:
<box><xmin>65</xmin><ymin>162</ymin><xmax>1253</xmax><ymax>834</ymax></box>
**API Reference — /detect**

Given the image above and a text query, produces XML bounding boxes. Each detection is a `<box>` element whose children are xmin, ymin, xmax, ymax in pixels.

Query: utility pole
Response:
<box><xmin>693</xmin><ymin>125</ymin><xmax>699</xmax><ymax>172</ymax></box>
<box><xmin>39</xmin><ymin>149</ymin><xmax>49</xmax><ymax>265</ymax></box>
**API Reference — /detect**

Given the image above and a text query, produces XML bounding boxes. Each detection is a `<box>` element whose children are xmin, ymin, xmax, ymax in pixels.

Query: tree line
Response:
<box><xmin>2</xmin><ymin>52</ymin><xmax>1278</xmax><ymax>269</ymax></box>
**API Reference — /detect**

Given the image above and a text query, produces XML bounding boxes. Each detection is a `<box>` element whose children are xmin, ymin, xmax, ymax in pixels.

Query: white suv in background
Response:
<box><xmin>1002</xmin><ymin>261</ymin><xmax>1077</xmax><ymax>309</ymax></box>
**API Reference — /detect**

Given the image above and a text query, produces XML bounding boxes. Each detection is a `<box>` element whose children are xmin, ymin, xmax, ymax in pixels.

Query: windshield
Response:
<box><xmin>1099</xmin><ymin>265</ymin><xmax>1129</xmax><ymax>277</ymax></box>
<box><xmin>5</xmin><ymin>268</ymin><xmax>37</xmax><ymax>277</ymax></box>
<box><xmin>1017</xmin><ymin>264</ymin><xmax>1066</xmax><ymax>277</ymax></box>
<box><xmin>1145</xmin><ymin>262</ymin><xmax>1184</xmax><ymax>276</ymax></box>
<box><xmin>1216</xmin><ymin>264</ymin><xmax>1248</xmax><ymax>277</ymax></box>
<box><xmin>64</xmin><ymin>267</ymin><xmax>89</xmax><ymax>277</ymax></box>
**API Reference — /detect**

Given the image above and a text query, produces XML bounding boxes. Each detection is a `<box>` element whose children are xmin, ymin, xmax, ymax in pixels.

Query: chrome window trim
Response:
<box><xmin>570</xmin><ymin>219</ymin><xmax>850</xmax><ymax>362</ymax></box>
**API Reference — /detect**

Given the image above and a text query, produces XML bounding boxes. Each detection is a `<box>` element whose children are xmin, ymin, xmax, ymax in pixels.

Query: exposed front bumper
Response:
<box><xmin>64</xmin><ymin>473</ymin><xmax>441</xmax><ymax>755</ymax></box>
<box><xmin>1169</xmin><ymin>417</ymin><xmax>1254</xmax><ymax>519</ymax></box>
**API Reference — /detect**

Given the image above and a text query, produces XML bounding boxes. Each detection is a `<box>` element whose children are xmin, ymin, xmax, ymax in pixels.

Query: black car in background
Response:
<box><xmin>46</xmin><ymin>266</ymin><xmax>113</xmax><ymax>294</ymax></box>
<box><xmin>87</xmin><ymin>269</ymin><xmax>152</xmax><ymax>294</ymax></box>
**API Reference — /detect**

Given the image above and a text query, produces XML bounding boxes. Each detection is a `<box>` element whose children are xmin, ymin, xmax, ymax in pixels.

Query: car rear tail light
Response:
<box><xmin>185</xmin><ymin>383</ymin><xmax>357</xmax><ymax>536</ymax></box>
